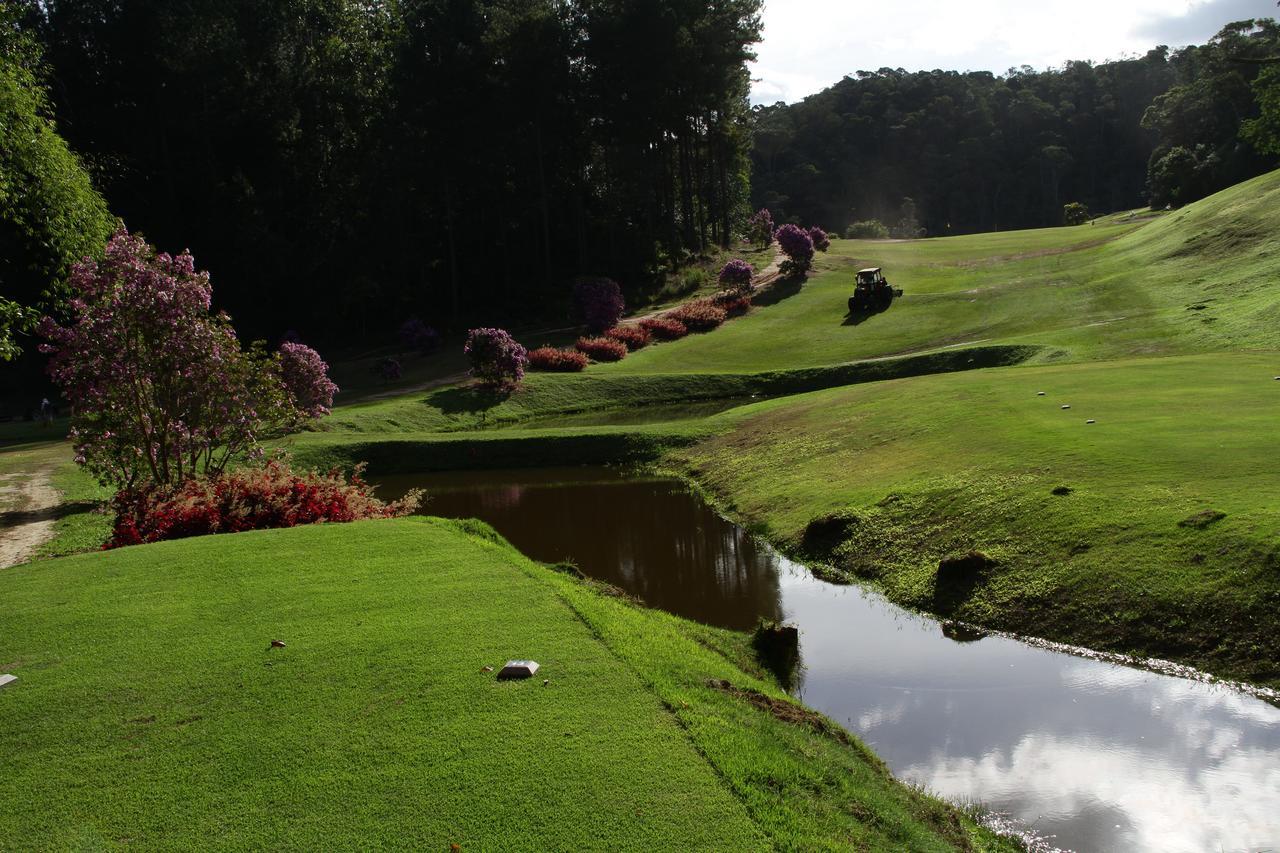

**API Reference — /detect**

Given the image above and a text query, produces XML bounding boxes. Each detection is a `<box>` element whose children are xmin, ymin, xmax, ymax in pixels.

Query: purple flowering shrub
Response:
<box><xmin>718</xmin><ymin>259</ymin><xmax>755</xmax><ymax>294</ymax></box>
<box><xmin>748</xmin><ymin>209</ymin><xmax>775</xmax><ymax>247</ymax></box>
<box><xmin>464</xmin><ymin>328</ymin><xmax>528</xmax><ymax>389</ymax></box>
<box><xmin>399</xmin><ymin>316</ymin><xmax>440</xmax><ymax>354</ymax></box>
<box><xmin>279</xmin><ymin>342</ymin><xmax>339</xmax><ymax>419</ymax></box>
<box><xmin>573</xmin><ymin>278</ymin><xmax>625</xmax><ymax>333</ymax></box>
<box><xmin>807</xmin><ymin>226</ymin><xmax>831</xmax><ymax>252</ymax></box>
<box><xmin>39</xmin><ymin>228</ymin><xmax>329</xmax><ymax>489</ymax></box>
<box><xmin>774</xmin><ymin>224</ymin><xmax>815</xmax><ymax>278</ymax></box>
<box><xmin>373</xmin><ymin>356</ymin><xmax>402</xmax><ymax>381</ymax></box>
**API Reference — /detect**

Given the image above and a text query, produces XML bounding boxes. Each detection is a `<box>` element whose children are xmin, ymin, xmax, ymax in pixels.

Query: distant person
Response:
<box><xmin>39</xmin><ymin>397</ymin><xmax>53</xmax><ymax>427</ymax></box>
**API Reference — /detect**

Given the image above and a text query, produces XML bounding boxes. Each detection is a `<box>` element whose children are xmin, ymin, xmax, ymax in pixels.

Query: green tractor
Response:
<box><xmin>847</xmin><ymin>267</ymin><xmax>903</xmax><ymax>313</ymax></box>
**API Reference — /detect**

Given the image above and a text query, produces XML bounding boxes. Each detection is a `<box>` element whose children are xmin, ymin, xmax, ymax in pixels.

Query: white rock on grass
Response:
<box><xmin>0</xmin><ymin>674</ymin><xmax>16</xmax><ymax>689</ymax></box>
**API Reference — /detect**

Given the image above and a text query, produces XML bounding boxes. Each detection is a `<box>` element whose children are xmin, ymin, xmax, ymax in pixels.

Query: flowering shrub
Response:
<box><xmin>279</xmin><ymin>342</ymin><xmax>339</xmax><ymax>420</ymax></box>
<box><xmin>575</xmin><ymin>336</ymin><xmax>628</xmax><ymax>362</ymax></box>
<box><xmin>106</xmin><ymin>461</ymin><xmax>422</xmax><ymax>548</ymax></box>
<box><xmin>718</xmin><ymin>259</ymin><xmax>754</xmax><ymax>294</ymax></box>
<box><xmin>669</xmin><ymin>299</ymin><xmax>727</xmax><ymax>332</ymax></box>
<box><xmin>639</xmin><ymin>316</ymin><xmax>688</xmax><ymax>340</ymax></box>
<box><xmin>573</xmin><ymin>278</ymin><xmax>626</xmax><ymax>333</ymax></box>
<box><xmin>39</xmin><ymin>228</ymin><xmax>327</xmax><ymax>490</ymax></box>
<box><xmin>398</xmin><ymin>316</ymin><xmax>440</xmax><ymax>354</ymax></box>
<box><xmin>713</xmin><ymin>294</ymin><xmax>752</xmax><ymax>318</ymax></box>
<box><xmin>774</xmin><ymin>224</ymin><xmax>815</xmax><ymax>278</ymax></box>
<box><xmin>373</xmin><ymin>356</ymin><xmax>402</xmax><ymax>381</ymax></box>
<box><xmin>528</xmin><ymin>346</ymin><xmax>588</xmax><ymax>372</ymax></box>
<box><xmin>605</xmin><ymin>325</ymin><xmax>650</xmax><ymax>350</ymax></box>
<box><xmin>464</xmin><ymin>327</ymin><xmax>528</xmax><ymax>389</ymax></box>
<box><xmin>807</xmin><ymin>226</ymin><xmax>831</xmax><ymax>252</ymax></box>
<box><xmin>747</xmin><ymin>208</ymin><xmax>775</xmax><ymax>247</ymax></box>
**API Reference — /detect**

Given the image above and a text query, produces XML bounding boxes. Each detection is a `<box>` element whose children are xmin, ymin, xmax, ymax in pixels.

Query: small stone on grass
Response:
<box><xmin>1037</xmin><ymin>391</ymin><xmax>1046</xmax><ymax>396</ymax></box>
<box><xmin>1061</xmin><ymin>404</ymin><xmax>1071</xmax><ymax>409</ymax></box>
<box><xmin>269</xmin><ymin>640</ymin><xmax>286</xmax><ymax>649</ymax></box>
<box><xmin>0</xmin><ymin>674</ymin><xmax>16</xmax><ymax>689</ymax></box>
<box><xmin>1086</xmin><ymin>419</ymin><xmax>1096</xmax><ymax>424</ymax></box>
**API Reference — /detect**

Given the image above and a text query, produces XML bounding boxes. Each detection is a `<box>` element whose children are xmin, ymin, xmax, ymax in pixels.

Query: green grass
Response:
<box><xmin>675</xmin><ymin>353</ymin><xmax>1280</xmax><ymax>686</ymax></box>
<box><xmin>0</xmin><ymin>519</ymin><xmax>1013</xmax><ymax>850</ymax></box>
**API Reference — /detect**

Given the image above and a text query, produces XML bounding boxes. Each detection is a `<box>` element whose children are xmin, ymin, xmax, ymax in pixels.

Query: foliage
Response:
<box><xmin>464</xmin><ymin>327</ymin><xmax>528</xmax><ymax>389</ymax></box>
<box><xmin>774</xmin><ymin>224</ymin><xmax>815</xmax><ymax>278</ymax></box>
<box><xmin>39</xmin><ymin>229</ymin><xmax>325</xmax><ymax>489</ymax></box>
<box><xmin>527</xmin><ymin>346</ymin><xmax>589</xmax><ymax>372</ymax></box>
<box><xmin>713</xmin><ymin>294</ymin><xmax>752</xmax><ymax>318</ymax></box>
<box><xmin>639</xmin><ymin>316</ymin><xmax>689</xmax><ymax>340</ymax></box>
<box><xmin>575</xmin><ymin>336</ymin><xmax>628</xmax><ymax>362</ymax></box>
<box><xmin>0</xmin><ymin>9</ymin><xmax>113</xmax><ymax>359</ymax></box>
<box><xmin>106</xmin><ymin>460</ymin><xmax>421</xmax><ymax>548</ymax></box>
<box><xmin>806</xmin><ymin>226</ymin><xmax>830</xmax><ymax>252</ymax></box>
<box><xmin>1242</xmin><ymin>65</ymin><xmax>1280</xmax><ymax>156</ymax></box>
<box><xmin>669</xmin><ymin>299</ymin><xmax>728</xmax><ymax>332</ymax></box>
<box><xmin>573</xmin><ymin>278</ymin><xmax>626</xmax><ymax>333</ymax></box>
<box><xmin>605</xmin><ymin>325</ymin><xmax>651</xmax><ymax>350</ymax></box>
<box><xmin>374</xmin><ymin>356</ymin><xmax>402</xmax><ymax>381</ymax></box>
<box><xmin>1062</xmin><ymin>202</ymin><xmax>1090</xmax><ymax>225</ymax></box>
<box><xmin>718</xmin><ymin>259</ymin><xmax>755</xmax><ymax>294</ymax></box>
<box><xmin>398</xmin><ymin>316</ymin><xmax>439</xmax><ymax>354</ymax></box>
<box><xmin>845</xmin><ymin>220</ymin><xmax>889</xmax><ymax>239</ymax></box>
<box><xmin>746</xmin><ymin>208</ymin><xmax>774</xmax><ymax>247</ymax></box>
<box><xmin>279</xmin><ymin>342</ymin><xmax>339</xmax><ymax>419</ymax></box>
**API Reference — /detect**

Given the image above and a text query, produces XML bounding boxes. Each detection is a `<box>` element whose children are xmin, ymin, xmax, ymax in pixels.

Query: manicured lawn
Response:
<box><xmin>0</xmin><ymin>519</ymin><xmax>1012</xmax><ymax>850</ymax></box>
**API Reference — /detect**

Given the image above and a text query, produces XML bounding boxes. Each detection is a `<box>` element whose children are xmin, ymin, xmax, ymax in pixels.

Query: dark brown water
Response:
<box><xmin>375</xmin><ymin>467</ymin><xmax>1280</xmax><ymax>853</ymax></box>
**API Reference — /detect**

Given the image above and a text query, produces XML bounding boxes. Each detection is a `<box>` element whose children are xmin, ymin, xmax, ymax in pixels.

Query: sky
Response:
<box><xmin>749</xmin><ymin>0</ymin><xmax>1280</xmax><ymax>104</ymax></box>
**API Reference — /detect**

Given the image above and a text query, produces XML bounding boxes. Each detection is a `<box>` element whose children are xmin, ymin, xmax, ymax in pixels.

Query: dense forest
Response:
<box><xmin>753</xmin><ymin>18</ymin><xmax>1280</xmax><ymax>236</ymax></box>
<box><xmin>4</xmin><ymin>0</ymin><xmax>763</xmax><ymax>349</ymax></box>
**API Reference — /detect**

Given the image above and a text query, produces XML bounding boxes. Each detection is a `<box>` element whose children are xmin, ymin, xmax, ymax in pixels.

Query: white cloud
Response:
<box><xmin>750</xmin><ymin>0</ymin><xmax>1280</xmax><ymax>104</ymax></box>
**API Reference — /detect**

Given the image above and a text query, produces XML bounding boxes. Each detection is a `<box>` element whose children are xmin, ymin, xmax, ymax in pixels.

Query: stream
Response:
<box><xmin>375</xmin><ymin>466</ymin><xmax>1280</xmax><ymax>853</ymax></box>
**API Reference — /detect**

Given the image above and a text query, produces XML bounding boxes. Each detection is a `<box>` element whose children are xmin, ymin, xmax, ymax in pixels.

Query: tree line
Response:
<box><xmin>5</xmin><ymin>0</ymin><xmax>762</xmax><ymax>353</ymax></box>
<box><xmin>752</xmin><ymin>18</ymin><xmax>1280</xmax><ymax>237</ymax></box>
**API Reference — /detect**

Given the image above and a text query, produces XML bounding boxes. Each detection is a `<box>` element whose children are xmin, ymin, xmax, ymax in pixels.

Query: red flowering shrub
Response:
<box><xmin>575</xmin><ymin>336</ymin><xmax>628</xmax><ymax>362</ymax></box>
<box><xmin>714</xmin><ymin>294</ymin><xmax>752</xmax><ymax>318</ymax></box>
<box><xmin>528</xmin><ymin>346</ymin><xmax>588</xmax><ymax>372</ymax></box>
<box><xmin>605</xmin><ymin>325</ymin><xmax>650</xmax><ymax>350</ymax></box>
<box><xmin>106</xmin><ymin>461</ymin><xmax>422</xmax><ymax>548</ymax></box>
<box><xmin>639</xmin><ymin>316</ymin><xmax>688</xmax><ymax>340</ymax></box>
<box><xmin>669</xmin><ymin>299</ymin><xmax>727</xmax><ymax>332</ymax></box>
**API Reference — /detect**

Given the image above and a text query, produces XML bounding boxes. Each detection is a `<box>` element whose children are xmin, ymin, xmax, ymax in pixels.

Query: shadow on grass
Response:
<box><xmin>841</xmin><ymin>298</ymin><xmax>896</xmax><ymax>326</ymax></box>
<box><xmin>751</xmin><ymin>276</ymin><xmax>805</xmax><ymax>307</ymax></box>
<box><xmin>422</xmin><ymin>383</ymin><xmax>511</xmax><ymax>416</ymax></box>
<box><xmin>0</xmin><ymin>500</ymin><xmax>100</xmax><ymax>530</ymax></box>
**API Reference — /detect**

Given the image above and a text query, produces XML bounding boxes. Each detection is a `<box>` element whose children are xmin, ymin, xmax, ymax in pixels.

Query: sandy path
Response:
<box><xmin>0</xmin><ymin>467</ymin><xmax>60</xmax><ymax>569</ymax></box>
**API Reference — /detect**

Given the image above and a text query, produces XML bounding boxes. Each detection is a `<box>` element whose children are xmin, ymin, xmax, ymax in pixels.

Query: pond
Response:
<box><xmin>374</xmin><ymin>467</ymin><xmax>1280</xmax><ymax>853</ymax></box>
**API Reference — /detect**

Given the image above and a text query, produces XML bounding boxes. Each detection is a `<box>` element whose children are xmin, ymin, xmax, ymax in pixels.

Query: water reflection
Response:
<box><xmin>377</xmin><ymin>468</ymin><xmax>1280</xmax><ymax>853</ymax></box>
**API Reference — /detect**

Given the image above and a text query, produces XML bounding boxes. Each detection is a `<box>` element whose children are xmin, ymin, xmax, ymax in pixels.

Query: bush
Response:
<box><xmin>605</xmin><ymin>324</ymin><xmax>650</xmax><ymax>350</ymax></box>
<box><xmin>774</xmin><ymin>223</ymin><xmax>815</xmax><ymax>278</ymax></box>
<box><xmin>398</xmin><ymin>316</ymin><xmax>440</xmax><ymax>354</ymax></box>
<box><xmin>844</xmin><ymin>220</ymin><xmax>889</xmax><ymax>239</ymax></box>
<box><xmin>669</xmin><ymin>299</ymin><xmax>727</xmax><ymax>332</ymax></box>
<box><xmin>807</xmin><ymin>226</ymin><xmax>831</xmax><ymax>252</ymax></box>
<box><xmin>373</xmin><ymin>356</ymin><xmax>402</xmax><ymax>381</ymax></box>
<box><xmin>713</xmin><ymin>294</ymin><xmax>752</xmax><ymax>318</ymax></box>
<box><xmin>718</xmin><ymin>259</ymin><xmax>754</xmax><ymax>294</ymax></box>
<box><xmin>464</xmin><ymin>327</ymin><xmax>527</xmax><ymax>389</ymax></box>
<box><xmin>573</xmin><ymin>277</ymin><xmax>625</xmax><ymax>332</ymax></box>
<box><xmin>747</xmin><ymin>208</ymin><xmax>775</xmax><ymax>247</ymax></box>
<box><xmin>279</xmin><ymin>342</ymin><xmax>339</xmax><ymax>419</ymax></box>
<box><xmin>107</xmin><ymin>461</ymin><xmax>422</xmax><ymax>548</ymax></box>
<box><xmin>39</xmin><ymin>228</ymin><xmax>329</xmax><ymax>489</ymax></box>
<box><xmin>1063</xmin><ymin>202</ymin><xmax>1090</xmax><ymax>226</ymax></box>
<box><xmin>639</xmin><ymin>316</ymin><xmax>688</xmax><ymax>340</ymax></box>
<box><xmin>575</xmin><ymin>336</ymin><xmax>628</xmax><ymax>362</ymax></box>
<box><xmin>527</xmin><ymin>346</ymin><xmax>588</xmax><ymax>372</ymax></box>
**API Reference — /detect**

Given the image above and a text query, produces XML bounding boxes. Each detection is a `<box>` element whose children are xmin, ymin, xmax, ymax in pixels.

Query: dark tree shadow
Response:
<box><xmin>0</xmin><ymin>501</ymin><xmax>100</xmax><ymax>530</ymax></box>
<box><xmin>751</xmin><ymin>276</ymin><xmax>805</xmax><ymax>307</ymax></box>
<box><xmin>422</xmin><ymin>383</ymin><xmax>509</xmax><ymax>415</ymax></box>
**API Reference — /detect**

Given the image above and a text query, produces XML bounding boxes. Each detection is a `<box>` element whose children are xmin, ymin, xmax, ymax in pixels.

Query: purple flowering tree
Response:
<box><xmin>747</xmin><ymin>209</ymin><xmax>775</xmax><ymax>248</ymax></box>
<box><xmin>398</xmin><ymin>316</ymin><xmax>440</xmax><ymax>354</ymax></box>
<box><xmin>718</xmin><ymin>259</ymin><xmax>755</xmax><ymax>295</ymax></box>
<box><xmin>464</xmin><ymin>328</ymin><xmax>528</xmax><ymax>390</ymax></box>
<box><xmin>374</xmin><ymin>356</ymin><xmax>402</xmax><ymax>381</ymax></box>
<box><xmin>774</xmin><ymin>224</ymin><xmax>815</xmax><ymax>278</ymax></box>
<box><xmin>279</xmin><ymin>342</ymin><xmax>339</xmax><ymax>420</ymax></box>
<box><xmin>807</xmin><ymin>226</ymin><xmax>831</xmax><ymax>252</ymax></box>
<box><xmin>39</xmin><ymin>228</ymin><xmax>330</xmax><ymax>489</ymax></box>
<box><xmin>573</xmin><ymin>278</ymin><xmax>625</xmax><ymax>333</ymax></box>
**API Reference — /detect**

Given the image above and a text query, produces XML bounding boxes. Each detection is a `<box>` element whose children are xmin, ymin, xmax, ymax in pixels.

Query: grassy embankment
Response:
<box><xmin>289</xmin><ymin>170</ymin><xmax>1280</xmax><ymax>686</ymax></box>
<box><xmin>0</xmin><ymin>518</ymin><xmax>1013</xmax><ymax>850</ymax></box>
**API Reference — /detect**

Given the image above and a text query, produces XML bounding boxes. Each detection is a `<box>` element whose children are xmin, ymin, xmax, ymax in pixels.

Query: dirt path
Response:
<box><xmin>630</xmin><ymin>245</ymin><xmax>786</xmax><ymax>324</ymax></box>
<box><xmin>0</xmin><ymin>467</ymin><xmax>60</xmax><ymax>569</ymax></box>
